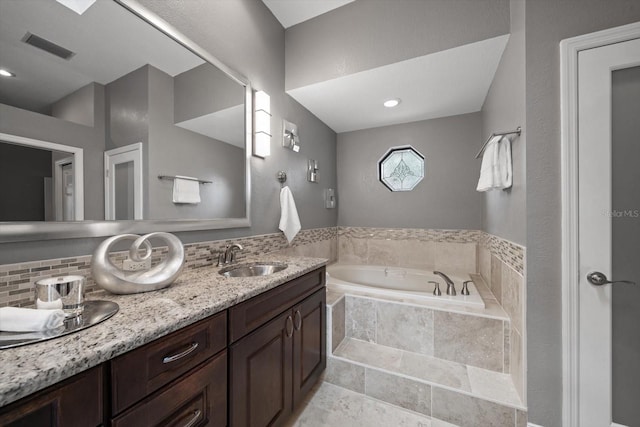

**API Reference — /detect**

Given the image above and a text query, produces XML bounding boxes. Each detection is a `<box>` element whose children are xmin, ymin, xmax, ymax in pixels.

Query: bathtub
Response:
<box><xmin>326</xmin><ymin>264</ymin><xmax>485</xmax><ymax>308</ymax></box>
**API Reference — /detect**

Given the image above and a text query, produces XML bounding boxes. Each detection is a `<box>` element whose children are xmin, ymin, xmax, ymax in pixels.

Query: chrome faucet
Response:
<box><xmin>216</xmin><ymin>243</ymin><xmax>244</xmax><ymax>266</ymax></box>
<box><xmin>434</xmin><ymin>271</ymin><xmax>456</xmax><ymax>296</ymax></box>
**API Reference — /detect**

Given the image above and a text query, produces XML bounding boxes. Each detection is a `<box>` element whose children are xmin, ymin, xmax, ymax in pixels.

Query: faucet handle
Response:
<box><xmin>462</xmin><ymin>280</ymin><xmax>472</xmax><ymax>296</ymax></box>
<box><xmin>429</xmin><ymin>281</ymin><xmax>441</xmax><ymax>296</ymax></box>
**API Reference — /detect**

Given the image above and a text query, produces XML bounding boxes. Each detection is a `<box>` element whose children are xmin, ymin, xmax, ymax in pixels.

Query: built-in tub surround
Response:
<box><xmin>0</xmin><ymin>227</ymin><xmax>337</xmax><ymax>308</ymax></box>
<box><xmin>324</xmin><ymin>282</ymin><xmax>527</xmax><ymax>426</ymax></box>
<box><xmin>336</xmin><ymin>226</ymin><xmax>526</xmax><ymax>405</ymax></box>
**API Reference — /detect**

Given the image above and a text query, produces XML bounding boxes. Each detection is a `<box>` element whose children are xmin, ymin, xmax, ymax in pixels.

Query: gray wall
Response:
<box><xmin>285</xmin><ymin>0</ymin><xmax>510</xmax><ymax>90</ymax></box>
<box><xmin>147</xmin><ymin>65</ymin><xmax>245</xmax><ymax>219</ymax></box>
<box><xmin>50</xmin><ymin>83</ymin><xmax>96</xmax><ymax>127</ymax></box>
<box><xmin>611</xmin><ymin>66</ymin><xmax>640</xmax><ymax>426</ymax></box>
<box><xmin>174</xmin><ymin>63</ymin><xmax>243</xmax><ymax>123</ymax></box>
<box><xmin>524</xmin><ymin>1</ymin><xmax>640</xmax><ymax>426</ymax></box>
<box><xmin>0</xmin><ymin>84</ymin><xmax>106</xmax><ymax>221</ymax></box>
<box><xmin>0</xmin><ymin>0</ymin><xmax>337</xmax><ymax>264</ymax></box>
<box><xmin>480</xmin><ymin>0</ymin><xmax>526</xmax><ymax>245</ymax></box>
<box><xmin>337</xmin><ymin>112</ymin><xmax>483</xmax><ymax>230</ymax></box>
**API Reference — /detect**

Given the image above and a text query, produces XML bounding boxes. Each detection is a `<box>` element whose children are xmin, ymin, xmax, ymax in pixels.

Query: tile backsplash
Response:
<box><xmin>0</xmin><ymin>227</ymin><xmax>337</xmax><ymax>308</ymax></box>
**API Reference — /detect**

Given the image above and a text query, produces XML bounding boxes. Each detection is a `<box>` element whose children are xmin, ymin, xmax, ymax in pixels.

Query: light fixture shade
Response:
<box><xmin>255</xmin><ymin>90</ymin><xmax>270</xmax><ymax>113</ymax></box>
<box><xmin>254</xmin><ymin>131</ymin><xmax>271</xmax><ymax>158</ymax></box>
<box><xmin>253</xmin><ymin>90</ymin><xmax>271</xmax><ymax>158</ymax></box>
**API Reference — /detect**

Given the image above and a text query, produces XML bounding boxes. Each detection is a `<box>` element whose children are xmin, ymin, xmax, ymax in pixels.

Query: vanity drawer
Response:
<box><xmin>110</xmin><ymin>311</ymin><xmax>226</xmax><ymax>415</ymax></box>
<box><xmin>112</xmin><ymin>350</ymin><xmax>227</xmax><ymax>427</ymax></box>
<box><xmin>229</xmin><ymin>267</ymin><xmax>326</xmax><ymax>343</ymax></box>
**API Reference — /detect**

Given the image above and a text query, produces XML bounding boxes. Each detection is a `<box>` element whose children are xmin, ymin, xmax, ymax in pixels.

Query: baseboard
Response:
<box><xmin>611</xmin><ymin>423</ymin><xmax>628</xmax><ymax>427</ymax></box>
<box><xmin>528</xmin><ymin>423</ymin><xmax>545</xmax><ymax>427</ymax></box>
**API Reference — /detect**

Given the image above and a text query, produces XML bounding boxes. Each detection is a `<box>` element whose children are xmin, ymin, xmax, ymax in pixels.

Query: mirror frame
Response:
<box><xmin>0</xmin><ymin>0</ymin><xmax>252</xmax><ymax>243</ymax></box>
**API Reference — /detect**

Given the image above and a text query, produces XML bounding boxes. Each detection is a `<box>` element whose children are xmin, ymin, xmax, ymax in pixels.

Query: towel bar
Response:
<box><xmin>475</xmin><ymin>126</ymin><xmax>522</xmax><ymax>159</ymax></box>
<box><xmin>158</xmin><ymin>175</ymin><xmax>212</xmax><ymax>184</ymax></box>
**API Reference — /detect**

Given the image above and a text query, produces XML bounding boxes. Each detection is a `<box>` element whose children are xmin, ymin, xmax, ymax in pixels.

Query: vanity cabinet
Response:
<box><xmin>0</xmin><ymin>365</ymin><xmax>104</xmax><ymax>427</ymax></box>
<box><xmin>109</xmin><ymin>311</ymin><xmax>227</xmax><ymax>426</ymax></box>
<box><xmin>229</xmin><ymin>268</ymin><xmax>326</xmax><ymax>427</ymax></box>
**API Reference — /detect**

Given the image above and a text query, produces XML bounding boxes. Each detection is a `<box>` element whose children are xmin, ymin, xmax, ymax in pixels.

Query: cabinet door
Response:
<box><xmin>292</xmin><ymin>289</ymin><xmax>326</xmax><ymax>407</ymax></box>
<box><xmin>0</xmin><ymin>365</ymin><xmax>103</xmax><ymax>427</ymax></box>
<box><xmin>230</xmin><ymin>310</ymin><xmax>294</xmax><ymax>427</ymax></box>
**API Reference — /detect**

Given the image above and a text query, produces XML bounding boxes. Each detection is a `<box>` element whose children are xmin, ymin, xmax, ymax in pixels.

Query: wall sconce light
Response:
<box><xmin>253</xmin><ymin>90</ymin><xmax>271</xmax><ymax>158</ymax></box>
<box><xmin>307</xmin><ymin>159</ymin><xmax>319</xmax><ymax>183</ymax></box>
<box><xmin>283</xmin><ymin>119</ymin><xmax>300</xmax><ymax>152</ymax></box>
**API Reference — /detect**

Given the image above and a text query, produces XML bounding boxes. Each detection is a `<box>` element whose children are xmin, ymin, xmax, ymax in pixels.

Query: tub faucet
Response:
<box><xmin>434</xmin><ymin>271</ymin><xmax>456</xmax><ymax>296</ymax></box>
<box><xmin>216</xmin><ymin>243</ymin><xmax>244</xmax><ymax>266</ymax></box>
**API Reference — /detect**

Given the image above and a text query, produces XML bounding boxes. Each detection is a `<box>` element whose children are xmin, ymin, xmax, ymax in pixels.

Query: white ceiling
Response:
<box><xmin>0</xmin><ymin>0</ymin><xmax>203</xmax><ymax>111</ymax></box>
<box><xmin>262</xmin><ymin>0</ymin><xmax>355</xmax><ymax>28</ymax></box>
<box><xmin>286</xmin><ymin>35</ymin><xmax>510</xmax><ymax>133</ymax></box>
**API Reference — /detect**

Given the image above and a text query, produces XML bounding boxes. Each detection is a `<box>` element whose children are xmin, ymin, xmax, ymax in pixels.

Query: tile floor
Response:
<box><xmin>286</xmin><ymin>382</ymin><xmax>460</xmax><ymax>427</ymax></box>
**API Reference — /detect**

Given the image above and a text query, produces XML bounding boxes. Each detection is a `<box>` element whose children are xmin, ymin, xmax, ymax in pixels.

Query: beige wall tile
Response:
<box><xmin>516</xmin><ymin>409</ymin><xmax>528</xmax><ymax>427</ymax></box>
<box><xmin>491</xmin><ymin>255</ymin><xmax>503</xmax><ymax>303</ymax></box>
<box><xmin>376</xmin><ymin>301</ymin><xmax>434</xmax><ymax>355</ymax></box>
<box><xmin>338</xmin><ymin>237</ymin><xmax>368</xmax><ymax>264</ymax></box>
<box><xmin>365</xmin><ymin>368</ymin><xmax>431</xmax><ymax>416</ymax></box>
<box><xmin>510</xmin><ymin>327</ymin><xmax>525</xmax><ymax>402</ymax></box>
<box><xmin>367</xmin><ymin>239</ymin><xmax>401</xmax><ymax>266</ymax></box>
<box><xmin>434</xmin><ymin>311</ymin><xmax>503</xmax><ymax>372</ymax></box>
<box><xmin>432</xmin><ymin>387</ymin><xmax>515</xmax><ymax>426</ymax></box>
<box><xmin>479</xmin><ymin>245</ymin><xmax>492</xmax><ymax>283</ymax></box>
<box><xmin>434</xmin><ymin>242</ymin><xmax>477</xmax><ymax>273</ymax></box>
<box><xmin>502</xmin><ymin>265</ymin><xmax>523</xmax><ymax>335</ymax></box>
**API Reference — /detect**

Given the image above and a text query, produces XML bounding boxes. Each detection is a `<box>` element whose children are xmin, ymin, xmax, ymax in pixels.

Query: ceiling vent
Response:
<box><xmin>21</xmin><ymin>32</ymin><xmax>75</xmax><ymax>60</ymax></box>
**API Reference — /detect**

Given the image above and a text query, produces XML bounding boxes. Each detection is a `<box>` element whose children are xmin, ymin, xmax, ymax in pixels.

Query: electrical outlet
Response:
<box><xmin>123</xmin><ymin>257</ymin><xmax>151</xmax><ymax>272</ymax></box>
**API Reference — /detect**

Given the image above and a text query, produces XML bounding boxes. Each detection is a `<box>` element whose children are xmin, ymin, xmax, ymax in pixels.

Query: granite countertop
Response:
<box><xmin>0</xmin><ymin>255</ymin><xmax>328</xmax><ymax>407</ymax></box>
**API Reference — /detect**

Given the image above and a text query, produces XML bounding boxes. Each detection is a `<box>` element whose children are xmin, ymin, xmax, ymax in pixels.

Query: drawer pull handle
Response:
<box><xmin>180</xmin><ymin>409</ymin><xmax>202</xmax><ymax>427</ymax></box>
<box><xmin>293</xmin><ymin>310</ymin><xmax>302</xmax><ymax>330</ymax></box>
<box><xmin>163</xmin><ymin>342</ymin><xmax>199</xmax><ymax>364</ymax></box>
<box><xmin>285</xmin><ymin>315</ymin><xmax>294</xmax><ymax>338</ymax></box>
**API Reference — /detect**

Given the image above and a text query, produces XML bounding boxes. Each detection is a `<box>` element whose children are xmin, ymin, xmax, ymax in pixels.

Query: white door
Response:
<box><xmin>54</xmin><ymin>157</ymin><xmax>74</xmax><ymax>221</ymax></box>
<box><xmin>578</xmin><ymin>37</ymin><xmax>640</xmax><ymax>427</ymax></box>
<box><xmin>104</xmin><ymin>143</ymin><xmax>143</xmax><ymax>220</ymax></box>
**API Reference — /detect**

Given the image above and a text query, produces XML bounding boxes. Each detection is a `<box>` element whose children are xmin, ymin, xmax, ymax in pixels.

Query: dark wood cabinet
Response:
<box><xmin>110</xmin><ymin>311</ymin><xmax>227</xmax><ymax>415</ymax></box>
<box><xmin>0</xmin><ymin>266</ymin><xmax>326</xmax><ymax>427</ymax></box>
<box><xmin>0</xmin><ymin>365</ymin><xmax>104</xmax><ymax>427</ymax></box>
<box><xmin>112</xmin><ymin>350</ymin><xmax>227</xmax><ymax>427</ymax></box>
<box><xmin>230</xmin><ymin>286</ymin><xmax>326</xmax><ymax>427</ymax></box>
<box><xmin>292</xmin><ymin>290</ymin><xmax>326</xmax><ymax>408</ymax></box>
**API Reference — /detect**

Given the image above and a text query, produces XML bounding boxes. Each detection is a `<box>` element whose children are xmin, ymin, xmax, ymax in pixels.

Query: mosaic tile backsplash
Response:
<box><xmin>0</xmin><ymin>226</ymin><xmax>523</xmax><ymax>308</ymax></box>
<box><xmin>0</xmin><ymin>227</ymin><xmax>337</xmax><ymax>308</ymax></box>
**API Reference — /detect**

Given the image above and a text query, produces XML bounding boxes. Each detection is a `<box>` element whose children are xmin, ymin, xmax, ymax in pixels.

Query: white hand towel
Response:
<box><xmin>172</xmin><ymin>176</ymin><xmax>201</xmax><ymax>204</ymax></box>
<box><xmin>495</xmin><ymin>136</ymin><xmax>512</xmax><ymax>189</ymax></box>
<box><xmin>0</xmin><ymin>307</ymin><xmax>65</xmax><ymax>332</ymax></box>
<box><xmin>476</xmin><ymin>135</ymin><xmax>502</xmax><ymax>192</ymax></box>
<box><xmin>279</xmin><ymin>186</ymin><xmax>301</xmax><ymax>244</ymax></box>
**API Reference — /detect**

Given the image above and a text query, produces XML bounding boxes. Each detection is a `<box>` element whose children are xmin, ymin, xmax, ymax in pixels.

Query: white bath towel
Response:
<box><xmin>172</xmin><ymin>176</ymin><xmax>201</xmax><ymax>204</ymax></box>
<box><xmin>279</xmin><ymin>186</ymin><xmax>301</xmax><ymax>244</ymax></box>
<box><xmin>476</xmin><ymin>136</ymin><xmax>512</xmax><ymax>191</ymax></box>
<box><xmin>0</xmin><ymin>307</ymin><xmax>65</xmax><ymax>332</ymax></box>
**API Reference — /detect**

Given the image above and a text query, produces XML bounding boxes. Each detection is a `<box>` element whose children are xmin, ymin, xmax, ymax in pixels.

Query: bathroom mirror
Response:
<box><xmin>0</xmin><ymin>0</ymin><xmax>252</xmax><ymax>242</ymax></box>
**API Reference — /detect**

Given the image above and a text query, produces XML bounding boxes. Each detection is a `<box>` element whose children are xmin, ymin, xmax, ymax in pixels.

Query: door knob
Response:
<box><xmin>586</xmin><ymin>271</ymin><xmax>635</xmax><ymax>286</ymax></box>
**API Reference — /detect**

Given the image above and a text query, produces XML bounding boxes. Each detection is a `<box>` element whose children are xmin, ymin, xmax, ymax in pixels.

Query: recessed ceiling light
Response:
<box><xmin>0</xmin><ymin>69</ymin><xmax>15</xmax><ymax>78</ymax></box>
<box><xmin>383</xmin><ymin>98</ymin><xmax>401</xmax><ymax>108</ymax></box>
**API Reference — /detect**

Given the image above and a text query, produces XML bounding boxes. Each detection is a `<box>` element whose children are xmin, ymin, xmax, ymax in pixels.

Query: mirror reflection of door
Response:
<box><xmin>104</xmin><ymin>143</ymin><xmax>143</xmax><ymax>220</ymax></box>
<box><xmin>54</xmin><ymin>157</ymin><xmax>74</xmax><ymax>221</ymax></box>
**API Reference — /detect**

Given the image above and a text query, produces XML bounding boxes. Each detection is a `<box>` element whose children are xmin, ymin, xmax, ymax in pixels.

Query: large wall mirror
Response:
<box><xmin>0</xmin><ymin>0</ymin><xmax>252</xmax><ymax>242</ymax></box>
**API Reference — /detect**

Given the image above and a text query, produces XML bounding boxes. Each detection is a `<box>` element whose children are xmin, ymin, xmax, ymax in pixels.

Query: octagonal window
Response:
<box><xmin>378</xmin><ymin>146</ymin><xmax>425</xmax><ymax>191</ymax></box>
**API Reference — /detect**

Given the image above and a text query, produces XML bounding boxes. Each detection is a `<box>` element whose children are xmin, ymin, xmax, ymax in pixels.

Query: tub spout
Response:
<box><xmin>434</xmin><ymin>271</ymin><xmax>456</xmax><ymax>296</ymax></box>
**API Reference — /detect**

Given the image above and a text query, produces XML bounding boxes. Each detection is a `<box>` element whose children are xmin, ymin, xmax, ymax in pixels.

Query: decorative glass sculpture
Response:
<box><xmin>378</xmin><ymin>146</ymin><xmax>425</xmax><ymax>191</ymax></box>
